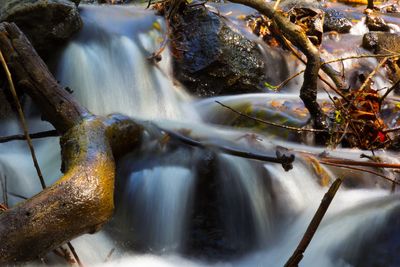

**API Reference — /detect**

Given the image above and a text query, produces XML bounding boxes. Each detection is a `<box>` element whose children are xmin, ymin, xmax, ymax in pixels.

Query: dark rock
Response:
<box><xmin>280</xmin><ymin>0</ymin><xmax>353</xmax><ymax>33</ymax></box>
<box><xmin>384</xmin><ymin>4</ymin><xmax>400</xmax><ymax>13</ymax></box>
<box><xmin>288</xmin><ymin>7</ymin><xmax>324</xmax><ymax>46</ymax></box>
<box><xmin>69</xmin><ymin>0</ymin><xmax>80</xmax><ymax>6</ymax></box>
<box><xmin>0</xmin><ymin>0</ymin><xmax>83</xmax><ymax>56</ymax></box>
<box><xmin>365</xmin><ymin>10</ymin><xmax>391</xmax><ymax>32</ymax></box>
<box><xmin>170</xmin><ymin>6</ymin><xmax>268</xmax><ymax>96</ymax></box>
<box><xmin>323</xmin><ymin>8</ymin><xmax>352</xmax><ymax>33</ymax></box>
<box><xmin>362</xmin><ymin>32</ymin><xmax>400</xmax><ymax>54</ymax></box>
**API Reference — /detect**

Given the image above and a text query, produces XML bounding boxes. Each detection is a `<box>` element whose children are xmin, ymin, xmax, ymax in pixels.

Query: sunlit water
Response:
<box><xmin>0</xmin><ymin>4</ymin><xmax>399</xmax><ymax>267</ymax></box>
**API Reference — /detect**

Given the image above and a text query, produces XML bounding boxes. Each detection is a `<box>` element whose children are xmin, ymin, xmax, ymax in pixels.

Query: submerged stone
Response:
<box><xmin>0</xmin><ymin>0</ymin><xmax>82</xmax><ymax>56</ymax></box>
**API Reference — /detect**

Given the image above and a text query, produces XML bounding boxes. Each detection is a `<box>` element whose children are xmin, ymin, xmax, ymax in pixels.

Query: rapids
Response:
<box><xmin>0</xmin><ymin>3</ymin><xmax>399</xmax><ymax>267</ymax></box>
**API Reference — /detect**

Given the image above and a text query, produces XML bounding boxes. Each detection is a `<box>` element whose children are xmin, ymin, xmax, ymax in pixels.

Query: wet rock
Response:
<box><xmin>0</xmin><ymin>0</ymin><xmax>83</xmax><ymax>56</ymax></box>
<box><xmin>288</xmin><ymin>7</ymin><xmax>325</xmax><ymax>46</ymax></box>
<box><xmin>170</xmin><ymin>6</ymin><xmax>268</xmax><ymax>96</ymax></box>
<box><xmin>69</xmin><ymin>0</ymin><xmax>80</xmax><ymax>6</ymax></box>
<box><xmin>323</xmin><ymin>8</ymin><xmax>352</xmax><ymax>33</ymax></box>
<box><xmin>365</xmin><ymin>9</ymin><xmax>391</xmax><ymax>32</ymax></box>
<box><xmin>281</xmin><ymin>0</ymin><xmax>353</xmax><ymax>33</ymax></box>
<box><xmin>362</xmin><ymin>32</ymin><xmax>400</xmax><ymax>54</ymax></box>
<box><xmin>384</xmin><ymin>4</ymin><xmax>400</xmax><ymax>13</ymax></box>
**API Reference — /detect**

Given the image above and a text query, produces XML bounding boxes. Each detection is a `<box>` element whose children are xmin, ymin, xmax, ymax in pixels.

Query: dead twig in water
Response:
<box><xmin>67</xmin><ymin>242</ymin><xmax>84</xmax><ymax>267</ymax></box>
<box><xmin>319</xmin><ymin>161</ymin><xmax>400</xmax><ymax>186</ymax></box>
<box><xmin>215</xmin><ymin>101</ymin><xmax>327</xmax><ymax>133</ymax></box>
<box><xmin>320</xmin><ymin>157</ymin><xmax>400</xmax><ymax>169</ymax></box>
<box><xmin>0</xmin><ymin>50</ymin><xmax>46</xmax><ymax>189</ymax></box>
<box><xmin>284</xmin><ymin>178</ymin><xmax>342</xmax><ymax>267</ymax></box>
<box><xmin>0</xmin><ymin>130</ymin><xmax>59</xmax><ymax>143</ymax></box>
<box><xmin>157</xmin><ymin>126</ymin><xmax>295</xmax><ymax>171</ymax></box>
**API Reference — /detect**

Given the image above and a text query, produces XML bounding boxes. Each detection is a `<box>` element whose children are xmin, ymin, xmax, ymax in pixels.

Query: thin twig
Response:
<box><xmin>67</xmin><ymin>242</ymin><xmax>84</xmax><ymax>267</ymax></box>
<box><xmin>380</xmin><ymin>77</ymin><xmax>400</xmax><ymax>104</ymax></box>
<box><xmin>270</xmin><ymin>69</ymin><xmax>305</xmax><ymax>91</ymax></box>
<box><xmin>0</xmin><ymin>130</ymin><xmax>59</xmax><ymax>143</ymax></box>
<box><xmin>0</xmin><ymin>49</ymin><xmax>82</xmax><ymax>266</ymax></box>
<box><xmin>320</xmin><ymin>161</ymin><xmax>400</xmax><ymax>185</ymax></box>
<box><xmin>322</xmin><ymin>53</ymin><xmax>399</xmax><ymax>65</ymax></box>
<box><xmin>7</xmin><ymin>191</ymin><xmax>28</xmax><ymax>200</ymax></box>
<box><xmin>320</xmin><ymin>157</ymin><xmax>400</xmax><ymax>169</ymax></box>
<box><xmin>284</xmin><ymin>178</ymin><xmax>342</xmax><ymax>267</ymax></box>
<box><xmin>0</xmin><ymin>50</ymin><xmax>46</xmax><ymax>189</ymax></box>
<box><xmin>359</xmin><ymin>57</ymin><xmax>388</xmax><ymax>92</ymax></box>
<box><xmin>215</xmin><ymin>101</ymin><xmax>327</xmax><ymax>133</ymax></box>
<box><xmin>384</xmin><ymin>126</ymin><xmax>400</xmax><ymax>133</ymax></box>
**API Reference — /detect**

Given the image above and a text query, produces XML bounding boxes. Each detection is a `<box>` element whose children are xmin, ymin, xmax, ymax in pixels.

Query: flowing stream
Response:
<box><xmin>0</xmin><ymin>4</ymin><xmax>399</xmax><ymax>267</ymax></box>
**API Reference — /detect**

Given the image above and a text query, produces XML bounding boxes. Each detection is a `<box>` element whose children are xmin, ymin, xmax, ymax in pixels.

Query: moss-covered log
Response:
<box><xmin>0</xmin><ymin>22</ymin><xmax>143</xmax><ymax>263</ymax></box>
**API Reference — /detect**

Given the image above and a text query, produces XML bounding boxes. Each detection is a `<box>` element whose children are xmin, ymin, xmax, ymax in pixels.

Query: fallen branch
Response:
<box><xmin>284</xmin><ymin>178</ymin><xmax>343</xmax><ymax>267</ymax></box>
<box><xmin>158</xmin><ymin>126</ymin><xmax>295</xmax><ymax>171</ymax></box>
<box><xmin>0</xmin><ymin>22</ymin><xmax>143</xmax><ymax>263</ymax></box>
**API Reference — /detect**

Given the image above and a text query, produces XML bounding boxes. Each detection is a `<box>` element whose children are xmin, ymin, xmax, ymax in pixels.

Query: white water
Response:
<box><xmin>0</xmin><ymin>4</ymin><xmax>399</xmax><ymax>267</ymax></box>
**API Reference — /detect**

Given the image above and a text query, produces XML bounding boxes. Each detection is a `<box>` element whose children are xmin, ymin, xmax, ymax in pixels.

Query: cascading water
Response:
<box><xmin>0</xmin><ymin>3</ymin><xmax>399</xmax><ymax>267</ymax></box>
<box><xmin>57</xmin><ymin>5</ymin><xmax>197</xmax><ymax>120</ymax></box>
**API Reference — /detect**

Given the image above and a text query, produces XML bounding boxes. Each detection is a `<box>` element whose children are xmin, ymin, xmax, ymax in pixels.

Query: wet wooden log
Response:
<box><xmin>0</xmin><ymin>22</ymin><xmax>143</xmax><ymax>263</ymax></box>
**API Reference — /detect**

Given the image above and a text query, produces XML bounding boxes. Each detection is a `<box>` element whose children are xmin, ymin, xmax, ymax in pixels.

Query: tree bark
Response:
<box><xmin>0</xmin><ymin>22</ymin><xmax>143</xmax><ymax>263</ymax></box>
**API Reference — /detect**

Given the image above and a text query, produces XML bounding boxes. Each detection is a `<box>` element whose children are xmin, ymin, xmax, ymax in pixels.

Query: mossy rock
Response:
<box><xmin>0</xmin><ymin>0</ymin><xmax>82</xmax><ymax>56</ymax></box>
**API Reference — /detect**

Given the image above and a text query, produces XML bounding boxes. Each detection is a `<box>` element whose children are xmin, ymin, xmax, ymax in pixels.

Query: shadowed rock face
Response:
<box><xmin>0</xmin><ymin>0</ymin><xmax>82</xmax><ymax>56</ymax></box>
<box><xmin>170</xmin><ymin>6</ymin><xmax>268</xmax><ymax>96</ymax></box>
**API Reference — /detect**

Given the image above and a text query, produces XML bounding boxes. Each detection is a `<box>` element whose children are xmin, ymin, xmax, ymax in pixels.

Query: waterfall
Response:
<box><xmin>57</xmin><ymin>5</ymin><xmax>198</xmax><ymax>121</ymax></box>
<box><xmin>0</xmin><ymin>4</ymin><xmax>399</xmax><ymax>267</ymax></box>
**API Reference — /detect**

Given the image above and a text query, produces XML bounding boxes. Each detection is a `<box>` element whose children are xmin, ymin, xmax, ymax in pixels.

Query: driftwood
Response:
<box><xmin>284</xmin><ymin>178</ymin><xmax>343</xmax><ymax>267</ymax></box>
<box><xmin>0</xmin><ymin>22</ymin><xmax>143</xmax><ymax>263</ymax></box>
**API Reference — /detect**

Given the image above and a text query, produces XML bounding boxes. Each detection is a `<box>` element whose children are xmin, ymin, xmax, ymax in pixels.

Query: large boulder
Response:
<box><xmin>170</xmin><ymin>6</ymin><xmax>269</xmax><ymax>96</ymax></box>
<box><xmin>0</xmin><ymin>0</ymin><xmax>82</xmax><ymax>56</ymax></box>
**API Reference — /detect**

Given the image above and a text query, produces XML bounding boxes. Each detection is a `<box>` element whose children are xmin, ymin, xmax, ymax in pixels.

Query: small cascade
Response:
<box><xmin>121</xmin><ymin>166</ymin><xmax>194</xmax><ymax>252</ymax></box>
<box><xmin>57</xmin><ymin>5</ymin><xmax>198</xmax><ymax>121</ymax></box>
<box><xmin>216</xmin><ymin>155</ymin><xmax>273</xmax><ymax>249</ymax></box>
